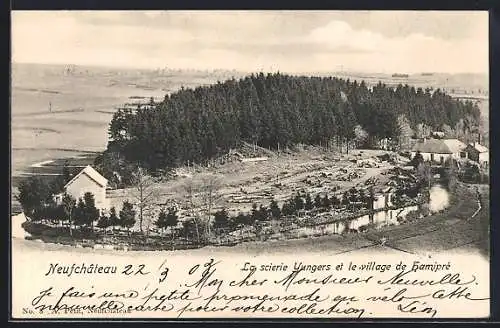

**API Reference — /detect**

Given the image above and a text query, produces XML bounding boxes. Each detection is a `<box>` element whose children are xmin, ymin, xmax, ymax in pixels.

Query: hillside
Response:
<box><xmin>99</xmin><ymin>72</ymin><xmax>481</xmax><ymax>177</ymax></box>
<box><xmin>11</xmin><ymin>63</ymin><xmax>488</xmax><ymax>177</ymax></box>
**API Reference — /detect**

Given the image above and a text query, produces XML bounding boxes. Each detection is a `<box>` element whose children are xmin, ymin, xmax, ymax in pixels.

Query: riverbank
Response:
<box><xmin>13</xmin><ymin>181</ymin><xmax>487</xmax><ymax>257</ymax></box>
<box><xmin>363</xmin><ymin>182</ymin><xmax>488</xmax><ymax>256</ymax></box>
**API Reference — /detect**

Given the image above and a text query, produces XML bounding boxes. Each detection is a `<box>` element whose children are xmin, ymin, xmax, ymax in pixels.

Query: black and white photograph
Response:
<box><xmin>10</xmin><ymin>11</ymin><xmax>490</xmax><ymax>320</ymax></box>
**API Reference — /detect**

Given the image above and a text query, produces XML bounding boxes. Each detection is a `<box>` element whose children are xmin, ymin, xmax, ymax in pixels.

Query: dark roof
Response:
<box><xmin>412</xmin><ymin>139</ymin><xmax>453</xmax><ymax>154</ymax></box>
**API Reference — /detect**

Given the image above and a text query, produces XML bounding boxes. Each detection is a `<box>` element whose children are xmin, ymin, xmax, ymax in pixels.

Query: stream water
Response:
<box><xmin>284</xmin><ymin>184</ymin><xmax>450</xmax><ymax>238</ymax></box>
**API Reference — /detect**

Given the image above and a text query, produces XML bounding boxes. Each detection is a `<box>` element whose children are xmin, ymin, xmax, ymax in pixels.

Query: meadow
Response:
<box><xmin>11</xmin><ymin>63</ymin><xmax>244</xmax><ymax>175</ymax></box>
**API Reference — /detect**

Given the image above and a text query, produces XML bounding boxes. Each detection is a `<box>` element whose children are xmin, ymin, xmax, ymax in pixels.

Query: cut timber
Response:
<box><xmin>240</xmin><ymin>157</ymin><xmax>269</xmax><ymax>163</ymax></box>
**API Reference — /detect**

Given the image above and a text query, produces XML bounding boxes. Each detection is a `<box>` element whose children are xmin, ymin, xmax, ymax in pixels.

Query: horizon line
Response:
<box><xmin>11</xmin><ymin>61</ymin><xmax>489</xmax><ymax>77</ymax></box>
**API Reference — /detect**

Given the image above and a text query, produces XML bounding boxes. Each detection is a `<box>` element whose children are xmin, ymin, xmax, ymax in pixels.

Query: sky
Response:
<box><xmin>11</xmin><ymin>11</ymin><xmax>489</xmax><ymax>74</ymax></box>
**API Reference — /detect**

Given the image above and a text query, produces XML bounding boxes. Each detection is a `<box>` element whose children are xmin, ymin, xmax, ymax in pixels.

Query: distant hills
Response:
<box><xmin>12</xmin><ymin>62</ymin><xmax>488</xmax><ymax>88</ymax></box>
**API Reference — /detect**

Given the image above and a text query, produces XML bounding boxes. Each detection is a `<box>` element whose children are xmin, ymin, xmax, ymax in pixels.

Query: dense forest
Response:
<box><xmin>98</xmin><ymin>72</ymin><xmax>480</xmax><ymax>176</ymax></box>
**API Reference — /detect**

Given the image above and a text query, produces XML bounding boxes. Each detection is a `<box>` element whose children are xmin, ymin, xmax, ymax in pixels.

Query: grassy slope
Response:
<box><xmin>363</xmin><ymin>183</ymin><xmax>489</xmax><ymax>256</ymax></box>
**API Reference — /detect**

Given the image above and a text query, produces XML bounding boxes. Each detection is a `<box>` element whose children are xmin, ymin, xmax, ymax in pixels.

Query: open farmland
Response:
<box><xmin>11</xmin><ymin>63</ymin><xmax>246</xmax><ymax>176</ymax></box>
<box><xmin>327</xmin><ymin>71</ymin><xmax>489</xmax><ymax>99</ymax></box>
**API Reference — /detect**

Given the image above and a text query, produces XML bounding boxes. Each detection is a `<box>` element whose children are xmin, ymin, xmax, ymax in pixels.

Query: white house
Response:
<box><xmin>54</xmin><ymin>165</ymin><xmax>109</xmax><ymax>211</ymax></box>
<box><xmin>411</xmin><ymin>138</ymin><xmax>467</xmax><ymax>164</ymax></box>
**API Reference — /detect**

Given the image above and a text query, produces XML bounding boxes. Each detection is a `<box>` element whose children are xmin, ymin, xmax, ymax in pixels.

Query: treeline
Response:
<box><xmin>102</xmin><ymin>72</ymin><xmax>480</xmax><ymax>172</ymax></box>
<box><xmin>165</xmin><ymin>179</ymin><xmax>424</xmax><ymax>245</ymax></box>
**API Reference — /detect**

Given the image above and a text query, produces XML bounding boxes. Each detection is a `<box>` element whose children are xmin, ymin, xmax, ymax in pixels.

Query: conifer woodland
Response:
<box><xmin>99</xmin><ymin>73</ymin><xmax>480</xmax><ymax>179</ymax></box>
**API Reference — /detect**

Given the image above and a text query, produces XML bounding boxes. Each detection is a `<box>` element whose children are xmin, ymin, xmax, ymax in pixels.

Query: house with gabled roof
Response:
<box><xmin>411</xmin><ymin>138</ymin><xmax>467</xmax><ymax>164</ymax></box>
<box><xmin>54</xmin><ymin>165</ymin><xmax>109</xmax><ymax>211</ymax></box>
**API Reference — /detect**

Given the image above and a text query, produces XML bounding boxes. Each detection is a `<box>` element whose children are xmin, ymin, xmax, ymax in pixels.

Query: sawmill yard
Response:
<box><xmin>107</xmin><ymin>152</ymin><xmax>489</xmax><ymax>257</ymax></box>
<box><xmin>107</xmin><ymin>144</ymin><xmax>404</xmax><ymax>223</ymax></box>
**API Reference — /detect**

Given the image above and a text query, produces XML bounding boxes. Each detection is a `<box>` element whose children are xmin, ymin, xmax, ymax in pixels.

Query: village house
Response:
<box><xmin>431</xmin><ymin>131</ymin><xmax>445</xmax><ymax>139</ymax></box>
<box><xmin>411</xmin><ymin>138</ymin><xmax>467</xmax><ymax>164</ymax></box>
<box><xmin>465</xmin><ymin>142</ymin><xmax>489</xmax><ymax>167</ymax></box>
<box><xmin>54</xmin><ymin>165</ymin><xmax>110</xmax><ymax>211</ymax></box>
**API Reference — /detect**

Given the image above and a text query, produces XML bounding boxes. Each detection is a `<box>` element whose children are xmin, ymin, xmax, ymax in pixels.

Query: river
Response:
<box><xmin>428</xmin><ymin>183</ymin><xmax>450</xmax><ymax>213</ymax></box>
<box><xmin>281</xmin><ymin>183</ymin><xmax>450</xmax><ymax>239</ymax></box>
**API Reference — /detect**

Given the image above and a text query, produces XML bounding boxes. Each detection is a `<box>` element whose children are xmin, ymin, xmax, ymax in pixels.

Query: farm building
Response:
<box><xmin>431</xmin><ymin>131</ymin><xmax>445</xmax><ymax>139</ymax></box>
<box><xmin>411</xmin><ymin>138</ymin><xmax>467</xmax><ymax>164</ymax></box>
<box><xmin>465</xmin><ymin>142</ymin><xmax>489</xmax><ymax>167</ymax></box>
<box><xmin>54</xmin><ymin>165</ymin><xmax>109</xmax><ymax>211</ymax></box>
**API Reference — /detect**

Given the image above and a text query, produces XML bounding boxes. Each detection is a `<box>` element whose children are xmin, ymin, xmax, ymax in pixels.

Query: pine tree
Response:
<box><xmin>411</xmin><ymin>151</ymin><xmax>425</xmax><ymax>168</ymax></box>
<box><xmin>155</xmin><ymin>208</ymin><xmax>168</xmax><ymax>234</ymax></box>
<box><xmin>213</xmin><ymin>208</ymin><xmax>230</xmax><ymax>232</ymax></box>
<box><xmin>251</xmin><ymin>203</ymin><xmax>259</xmax><ymax>221</ymax></box>
<box><xmin>119</xmin><ymin>200</ymin><xmax>136</xmax><ymax>235</ymax></box>
<box><xmin>73</xmin><ymin>198</ymin><xmax>86</xmax><ymax>228</ymax></box>
<box><xmin>304</xmin><ymin>193</ymin><xmax>314</xmax><ymax>210</ymax></box>
<box><xmin>314</xmin><ymin>194</ymin><xmax>322</xmax><ymax>209</ymax></box>
<box><xmin>322</xmin><ymin>194</ymin><xmax>331</xmax><ymax>209</ymax></box>
<box><xmin>269</xmin><ymin>199</ymin><xmax>281</xmax><ymax>219</ymax></box>
<box><xmin>294</xmin><ymin>194</ymin><xmax>305</xmax><ymax>211</ymax></box>
<box><xmin>82</xmin><ymin>192</ymin><xmax>99</xmax><ymax>231</ymax></box>
<box><xmin>281</xmin><ymin>200</ymin><xmax>295</xmax><ymax>216</ymax></box>
<box><xmin>108</xmin><ymin>206</ymin><xmax>119</xmax><ymax>231</ymax></box>
<box><xmin>258</xmin><ymin>205</ymin><xmax>269</xmax><ymax>221</ymax></box>
<box><xmin>61</xmin><ymin>193</ymin><xmax>76</xmax><ymax>236</ymax></box>
<box><xmin>97</xmin><ymin>212</ymin><xmax>111</xmax><ymax>231</ymax></box>
<box><xmin>165</xmin><ymin>207</ymin><xmax>179</xmax><ymax>233</ymax></box>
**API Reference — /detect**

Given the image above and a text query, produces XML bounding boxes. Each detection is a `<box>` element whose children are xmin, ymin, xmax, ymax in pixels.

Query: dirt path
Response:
<box><xmin>468</xmin><ymin>187</ymin><xmax>482</xmax><ymax>221</ymax></box>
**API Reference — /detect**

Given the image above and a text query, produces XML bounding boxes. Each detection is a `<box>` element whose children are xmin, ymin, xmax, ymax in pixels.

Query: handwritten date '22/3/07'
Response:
<box><xmin>30</xmin><ymin>259</ymin><xmax>488</xmax><ymax>318</ymax></box>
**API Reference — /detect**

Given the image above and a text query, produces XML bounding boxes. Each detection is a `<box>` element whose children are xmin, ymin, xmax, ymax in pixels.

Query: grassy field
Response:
<box><xmin>11</xmin><ymin>63</ymin><xmax>244</xmax><ymax>175</ymax></box>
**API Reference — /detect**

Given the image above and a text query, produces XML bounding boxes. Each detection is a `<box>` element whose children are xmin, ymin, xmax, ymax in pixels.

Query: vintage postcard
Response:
<box><xmin>10</xmin><ymin>11</ymin><xmax>490</xmax><ymax>320</ymax></box>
